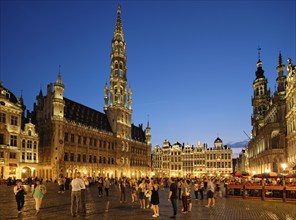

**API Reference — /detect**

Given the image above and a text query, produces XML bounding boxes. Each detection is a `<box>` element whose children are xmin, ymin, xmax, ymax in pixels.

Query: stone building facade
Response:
<box><xmin>35</xmin><ymin>6</ymin><xmax>151</xmax><ymax>180</ymax></box>
<box><xmin>248</xmin><ymin>53</ymin><xmax>287</xmax><ymax>174</ymax></box>
<box><xmin>286</xmin><ymin>59</ymin><xmax>296</xmax><ymax>171</ymax></box>
<box><xmin>152</xmin><ymin>138</ymin><xmax>232</xmax><ymax>177</ymax></box>
<box><xmin>0</xmin><ymin>83</ymin><xmax>39</xmax><ymax>179</ymax></box>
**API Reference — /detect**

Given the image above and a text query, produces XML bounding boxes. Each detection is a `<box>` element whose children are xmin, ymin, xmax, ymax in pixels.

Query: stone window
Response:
<box><xmin>10</xmin><ymin>135</ymin><xmax>17</xmax><ymax>146</ymax></box>
<box><xmin>33</xmin><ymin>153</ymin><xmax>36</xmax><ymax>161</ymax></box>
<box><xmin>27</xmin><ymin>140</ymin><xmax>32</xmax><ymax>149</ymax></box>
<box><xmin>0</xmin><ymin>113</ymin><xmax>6</xmax><ymax>123</ymax></box>
<box><xmin>71</xmin><ymin>134</ymin><xmax>75</xmax><ymax>143</ymax></box>
<box><xmin>27</xmin><ymin>152</ymin><xmax>32</xmax><ymax>160</ymax></box>
<box><xmin>64</xmin><ymin>133</ymin><xmax>69</xmax><ymax>142</ymax></box>
<box><xmin>11</xmin><ymin>116</ymin><xmax>18</xmax><ymax>126</ymax></box>
<box><xmin>77</xmin><ymin>154</ymin><xmax>81</xmax><ymax>162</ymax></box>
<box><xmin>70</xmin><ymin>153</ymin><xmax>74</xmax><ymax>162</ymax></box>
<box><xmin>64</xmin><ymin>153</ymin><xmax>69</xmax><ymax>161</ymax></box>
<box><xmin>9</xmin><ymin>152</ymin><xmax>16</xmax><ymax>159</ymax></box>
<box><xmin>83</xmin><ymin>154</ymin><xmax>86</xmax><ymax>162</ymax></box>
<box><xmin>22</xmin><ymin>152</ymin><xmax>25</xmax><ymax>160</ymax></box>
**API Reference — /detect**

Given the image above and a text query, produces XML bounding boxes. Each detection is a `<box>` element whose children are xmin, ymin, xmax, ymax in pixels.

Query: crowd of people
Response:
<box><xmin>10</xmin><ymin>174</ymin><xmax>227</xmax><ymax>218</ymax></box>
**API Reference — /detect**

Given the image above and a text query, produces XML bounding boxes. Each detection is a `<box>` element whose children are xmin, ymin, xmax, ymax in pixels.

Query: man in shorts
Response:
<box><xmin>205</xmin><ymin>178</ymin><xmax>215</xmax><ymax>208</ymax></box>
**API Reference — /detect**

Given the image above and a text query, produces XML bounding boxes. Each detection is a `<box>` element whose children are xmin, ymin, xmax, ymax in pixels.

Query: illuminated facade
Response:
<box><xmin>0</xmin><ymin>83</ymin><xmax>39</xmax><ymax>179</ymax></box>
<box><xmin>248</xmin><ymin>53</ymin><xmax>287</xmax><ymax>174</ymax></box>
<box><xmin>286</xmin><ymin>59</ymin><xmax>296</xmax><ymax>171</ymax></box>
<box><xmin>152</xmin><ymin>138</ymin><xmax>232</xmax><ymax>177</ymax></box>
<box><xmin>35</xmin><ymin>6</ymin><xmax>151</xmax><ymax>179</ymax></box>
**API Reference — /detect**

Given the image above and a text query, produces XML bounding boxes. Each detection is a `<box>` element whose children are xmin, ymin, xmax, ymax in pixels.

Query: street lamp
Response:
<box><xmin>281</xmin><ymin>163</ymin><xmax>287</xmax><ymax>171</ymax></box>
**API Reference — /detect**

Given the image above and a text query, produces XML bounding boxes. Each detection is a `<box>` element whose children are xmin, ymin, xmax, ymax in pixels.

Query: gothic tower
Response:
<box><xmin>276</xmin><ymin>52</ymin><xmax>286</xmax><ymax>95</ymax></box>
<box><xmin>105</xmin><ymin>5</ymin><xmax>132</xmax><ymax>139</ymax></box>
<box><xmin>52</xmin><ymin>73</ymin><xmax>65</xmax><ymax>178</ymax></box>
<box><xmin>251</xmin><ymin>56</ymin><xmax>271</xmax><ymax>137</ymax></box>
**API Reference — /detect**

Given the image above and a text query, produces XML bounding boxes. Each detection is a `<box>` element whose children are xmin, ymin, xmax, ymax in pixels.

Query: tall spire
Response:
<box><xmin>276</xmin><ymin>51</ymin><xmax>286</xmax><ymax>93</ymax></box>
<box><xmin>114</xmin><ymin>4</ymin><xmax>124</xmax><ymax>41</ymax></box>
<box><xmin>278</xmin><ymin>51</ymin><xmax>283</xmax><ymax>66</ymax></box>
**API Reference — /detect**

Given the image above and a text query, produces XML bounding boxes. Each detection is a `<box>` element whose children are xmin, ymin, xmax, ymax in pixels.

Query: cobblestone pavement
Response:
<box><xmin>0</xmin><ymin>183</ymin><xmax>295</xmax><ymax>220</ymax></box>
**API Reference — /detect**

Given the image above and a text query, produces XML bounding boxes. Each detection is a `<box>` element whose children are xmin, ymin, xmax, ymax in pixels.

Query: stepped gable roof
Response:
<box><xmin>131</xmin><ymin>124</ymin><xmax>146</xmax><ymax>143</ymax></box>
<box><xmin>64</xmin><ymin>97</ymin><xmax>112</xmax><ymax>132</ymax></box>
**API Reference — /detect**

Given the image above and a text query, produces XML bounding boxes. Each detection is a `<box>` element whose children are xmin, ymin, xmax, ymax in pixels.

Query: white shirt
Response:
<box><xmin>71</xmin><ymin>178</ymin><xmax>84</xmax><ymax>191</ymax></box>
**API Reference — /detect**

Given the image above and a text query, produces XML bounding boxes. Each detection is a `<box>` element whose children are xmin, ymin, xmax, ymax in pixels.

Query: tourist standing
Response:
<box><xmin>138</xmin><ymin>179</ymin><xmax>146</xmax><ymax>208</ymax></box>
<box><xmin>150</xmin><ymin>179</ymin><xmax>160</xmax><ymax>218</ymax></box>
<box><xmin>199</xmin><ymin>179</ymin><xmax>204</xmax><ymax>200</ymax></box>
<box><xmin>130</xmin><ymin>179</ymin><xmax>138</xmax><ymax>203</ymax></box>
<box><xmin>186</xmin><ymin>179</ymin><xmax>192</xmax><ymax>212</ymax></box>
<box><xmin>70</xmin><ymin>172</ymin><xmax>84</xmax><ymax>217</ymax></box>
<box><xmin>14</xmin><ymin>180</ymin><xmax>26</xmax><ymax>213</ymax></box>
<box><xmin>119</xmin><ymin>178</ymin><xmax>126</xmax><ymax>203</ymax></box>
<box><xmin>58</xmin><ymin>175</ymin><xmax>65</xmax><ymax>194</ymax></box>
<box><xmin>168</xmin><ymin>177</ymin><xmax>178</xmax><ymax>219</ymax></box>
<box><xmin>98</xmin><ymin>177</ymin><xmax>103</xmax><ymax>197</ymax></box>
<box><xmin>80</xmin><ymin>176</ymin><xmax>86</xmax><ymax>214</ymax></box>
<box><xmin>205</xmin><ymin>178</ymin><xmax>215</xmax><ymax>208</ymax></box>
<box><xmin>32</xmin><ymin>179</ymin><xmax>46</xmax><ymax>215</ymax></box>
<box><xmin>177</xmin><ymin>179</ymin><xmax>182</xmax><ymax>200</ymax></box>
<box><xmin>193</xmin><ymin>180</ymin><xmax>199</xmax><ymax>200</ymax></box>
<box><xmin>180</xmin><ymin>179</ymin><xmax>188</xmax><ymax>213</ymax></box>
<box><xmin>104</xmin><ymin>178</ymin><xmax>110</xmax><ymax>197</ymax></box>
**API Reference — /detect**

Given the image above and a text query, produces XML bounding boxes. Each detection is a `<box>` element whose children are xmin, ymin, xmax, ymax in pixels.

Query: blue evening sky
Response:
<box><xmin>1</xmin><ymin>1</ymin><xmax>295</xmax><ymax>153</ymax></box>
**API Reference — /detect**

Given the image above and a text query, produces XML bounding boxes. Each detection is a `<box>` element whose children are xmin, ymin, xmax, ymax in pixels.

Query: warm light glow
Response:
<box><xmin>209</xmin><ymin>173</ymin><xmax>213</xmax><ymax>177</ymax></box>
<box><xmin>252</xmin><ymin>170</ymin><xmax>256</xmax><ymax>175</ymax></box>
<box><xmin>32</xmin><ymin>167</ymin><xmax>36</xmax><ymax>171</ymax></box>
<box><xmin>265</xmin><ymin>169</ymin><xmax>270</xmax><ymax>173</ymax></box>
<box><xmin>132</xmin><ymin>172</ymin><xmax>135</xmax><ymax>176</ymax></box>
<box><xmin>22</xmin><ymin>169</ymin><xmax>26</xmax><ymax>173</ymax></box>
<box><xmin>83</xmin><ymin>171</ymin><xmax>87</xmax><ymax>175</ymax></box>
<box><xmin>281</xmin><ymin>163</ymin><xmax>287</xmax><ymax>170</ymax></box>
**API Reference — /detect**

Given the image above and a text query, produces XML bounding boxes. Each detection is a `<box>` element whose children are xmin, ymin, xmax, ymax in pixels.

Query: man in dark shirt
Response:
<box><xmin>168</xmin><ymin>177</ymin><xmax>178</xmax><ymax>219</ymax></box>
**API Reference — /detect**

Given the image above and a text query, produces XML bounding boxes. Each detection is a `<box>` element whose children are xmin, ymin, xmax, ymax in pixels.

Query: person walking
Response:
<box><xmin>70</xmin><ymin>172</ymin><xmax>84</xmax><ymax>217</ymax></box>
<box><xmin>32</xmin><ymin>179</ymin><xmax>46</xmax><ymax>215</ymax></box>
<box><xmin>168</xmin><ymin>177</ymin><xmax>178</xmax><ymax>219</ymax></box>
<box><xmin>150</xmin><ymin>180</ymin><xmax>160</xmax><ymax>218</ymax></box>
<box><xmin>205</xmin><ymin>178</ymin><xmax>215</xmax><ymax>208</ymax></box>
<box><xmin>14</xmin><ymin>180</ymin><xmax>26</xmax><ymax>214</ymax></box>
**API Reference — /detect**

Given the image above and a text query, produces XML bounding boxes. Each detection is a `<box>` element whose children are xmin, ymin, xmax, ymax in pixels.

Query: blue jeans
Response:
<box><xmin>170</xmin><ymin>198</ymin><xmax>177</xmax><ymax>216</ymax></box>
